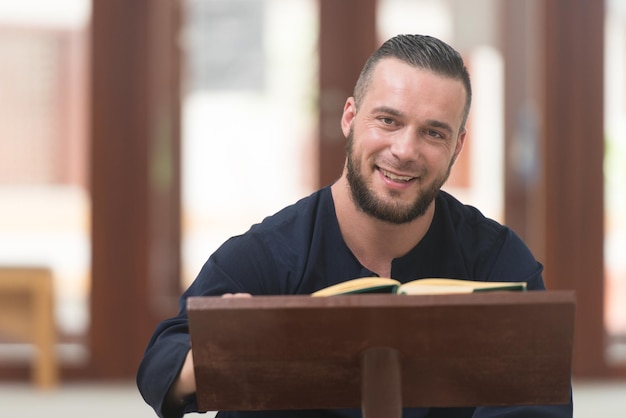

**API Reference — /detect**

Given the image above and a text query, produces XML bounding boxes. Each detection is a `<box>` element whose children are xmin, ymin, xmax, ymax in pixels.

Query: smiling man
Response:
<box><xmin>344</xmin><ymin>59</ymin><xmax>466</xmax><ymax>223</ymax></box>
<box><xmin>138</xmin><ymin>34</ymin><xmax>573</xmax><ymax>418</ymax></box>
<box><xmin>334</xmin><ymin>55</ymin><xmax>469</xmax><ymax>278</ymax></box>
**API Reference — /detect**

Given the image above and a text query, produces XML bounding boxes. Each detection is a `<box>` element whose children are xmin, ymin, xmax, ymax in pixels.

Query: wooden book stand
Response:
<box><xmin>188</xmin><ymin>291</ymin><xmax>575</xmax><ymax>418</ymax></box>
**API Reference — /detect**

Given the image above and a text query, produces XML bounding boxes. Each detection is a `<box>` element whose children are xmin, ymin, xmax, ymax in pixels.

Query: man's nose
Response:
<box><xmin>389</xmin><ymin>130</ymin><xmax>419</xmax><ymax>161</ymax></box>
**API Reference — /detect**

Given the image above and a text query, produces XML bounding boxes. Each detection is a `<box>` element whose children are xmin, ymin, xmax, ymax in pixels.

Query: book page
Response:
<box><xmin>312</xmin><ymin>277</ymin><xmax>399</xmax><ymax>297</ymax></box>
<box><xmin>398</xmin><ymin>278</ymin><xmax>527</xmax><ymax>295</ymax></box>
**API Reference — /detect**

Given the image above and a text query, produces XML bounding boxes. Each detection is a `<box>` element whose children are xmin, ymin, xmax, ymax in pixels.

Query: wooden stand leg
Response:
<box><xmin>33</xmin><ymin>272</ymin><xmax>58</xmax><ymax>389</ymax></box>
<box><xmin>360</xmin><ymin>347</ymin><xmax>402</xmax><ymax>418</ymax></box>
<box><xmin>0</xmin><ymin>267</ymin><xmax>58</xmax><ymax>389</ymax></box>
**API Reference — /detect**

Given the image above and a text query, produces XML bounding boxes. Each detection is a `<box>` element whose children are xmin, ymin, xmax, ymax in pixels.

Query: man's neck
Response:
<box><xmin>330</xmin><ymin>178</ymin><xmax>435</xmax><ymax>278</ymax></box>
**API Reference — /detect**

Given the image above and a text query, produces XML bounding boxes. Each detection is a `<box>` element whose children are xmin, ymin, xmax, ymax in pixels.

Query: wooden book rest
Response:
<box><xmin>188</xmin><ymin>291</ymin><xmax>575</xmax><ymax>418</ymax></box>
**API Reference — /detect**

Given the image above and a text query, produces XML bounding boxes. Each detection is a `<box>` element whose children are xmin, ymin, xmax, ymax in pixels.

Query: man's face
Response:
<box><xmin>341</xmin><ymin>58</ymin><xmax>467</xmax><ymax>224</ymax></box>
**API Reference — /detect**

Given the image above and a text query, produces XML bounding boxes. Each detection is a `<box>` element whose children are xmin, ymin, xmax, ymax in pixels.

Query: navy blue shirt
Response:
<box><xmin>137</xmin><ymin>187</ymin><xmax>572</xmax><ymax>418</ymax></box>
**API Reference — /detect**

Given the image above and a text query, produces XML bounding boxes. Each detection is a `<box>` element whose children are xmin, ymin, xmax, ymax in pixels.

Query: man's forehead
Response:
<box><xmin>362</xmin><ymin>59</ymin><xmax>467</xmax><ymax>131</ymax></box>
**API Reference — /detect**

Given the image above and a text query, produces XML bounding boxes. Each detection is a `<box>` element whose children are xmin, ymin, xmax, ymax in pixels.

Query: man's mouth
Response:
<box><xmin>379</xmin><ymin>168</ymin><xmax>416</xmax><ymax>182</ymax></box>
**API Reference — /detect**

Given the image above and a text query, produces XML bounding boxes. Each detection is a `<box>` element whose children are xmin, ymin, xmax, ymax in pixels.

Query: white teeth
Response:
<box><xmin>381</xmin><ymin>169</ymin><xmax>413</xmax><ymax>182</ymax></box>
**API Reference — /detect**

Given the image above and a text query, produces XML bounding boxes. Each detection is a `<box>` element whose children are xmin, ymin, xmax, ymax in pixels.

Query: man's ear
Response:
<box><xmin>341</xmin><ymin>97</ymin><xmax>357</xmax><ymax>138</ymax></box>
<box><xmin>451</xmin><ymin>128</ymin><xmax>467</xmax><ymax>165</ymax></box>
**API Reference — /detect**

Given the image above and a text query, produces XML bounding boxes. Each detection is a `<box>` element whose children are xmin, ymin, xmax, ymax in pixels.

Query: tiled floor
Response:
<box><xmin>0</xmin><ymin>380</ymin><xmax>624</xmax><ymax>417</ymax></box>
<box><xmin>572</xmin><ymin>380</ymin><xmax>626</xmax><ymax>417</ymax></box>
<box><xmin>0</xmin><ymin>381</ymin><xmax>163</xmax><ymax>418</ymax></box>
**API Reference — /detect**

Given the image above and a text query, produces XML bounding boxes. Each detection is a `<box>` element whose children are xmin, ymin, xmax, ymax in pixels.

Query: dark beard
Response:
<box><xmin>345</xmin><ymin>129</ymin><xmax>451</xmax><ymax>224</ymax></box>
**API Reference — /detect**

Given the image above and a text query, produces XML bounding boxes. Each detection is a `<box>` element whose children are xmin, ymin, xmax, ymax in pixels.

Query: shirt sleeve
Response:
<box><xmin>136</xmin><ymin>233</ymin><xmax>276</xmax><ymax>418</ymax></box>
<box><xmin>136</xmin><ymin>313</ymin><xmax>198</xmax><ymax>418</ymax></box>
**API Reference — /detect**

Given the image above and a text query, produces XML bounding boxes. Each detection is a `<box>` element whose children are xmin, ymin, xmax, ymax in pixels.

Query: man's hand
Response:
<box><xmin>167</xmin><ymin>349</ymin><xmax>196</xmax><ymax>407</ymax></box>
<box><xmin>221</xmin><ymin>292</ymin><xmax>252</xmax><ymax>298</ymax></box>
<box><xmin>167</xmin><ymin>293</ymin><xmax>252</xmax><ymax>408</ymax></box>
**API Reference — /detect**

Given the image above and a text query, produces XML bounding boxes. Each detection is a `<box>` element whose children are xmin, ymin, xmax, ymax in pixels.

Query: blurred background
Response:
<box><xmin>0</xmin><ymin>0</ymin><xmax>624</xmax><ymax>416</ymax></box>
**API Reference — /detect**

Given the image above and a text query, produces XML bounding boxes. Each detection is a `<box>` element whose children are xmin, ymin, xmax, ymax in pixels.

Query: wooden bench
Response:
<box><xmin>0</xmin><ymin>267</ymin><xmax>58</xmax><ymax>389</ymax></box>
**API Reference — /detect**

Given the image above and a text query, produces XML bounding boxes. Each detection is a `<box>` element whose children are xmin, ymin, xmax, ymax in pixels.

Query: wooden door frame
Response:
<box><xmin>87</xmin><ymin>0</ymin><xmax>622</xmax><ymax>380</ymax></box>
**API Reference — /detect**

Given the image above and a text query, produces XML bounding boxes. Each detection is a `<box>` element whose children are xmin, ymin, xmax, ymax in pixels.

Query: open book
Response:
<box><xmin>311</xmin><ymin>277</ymin><xmax>527</xmax><ymax>297</ymax></box>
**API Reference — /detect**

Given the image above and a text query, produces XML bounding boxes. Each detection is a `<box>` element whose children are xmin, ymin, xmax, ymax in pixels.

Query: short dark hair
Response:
<box><xmin>353</xmin><ymin>34</ymin><xmax>472</xmax><ymax>130</ymax></box>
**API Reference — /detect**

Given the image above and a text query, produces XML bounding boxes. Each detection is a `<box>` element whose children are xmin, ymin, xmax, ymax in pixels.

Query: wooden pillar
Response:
<box><xmin>542</xmin><ymin>0</ymin><xmax>606</xmax><ymax>377</ymax></box>
<box><xmin>318</xmin><ymin>0</ymin><xmax>378</xmax><ymax>187</ymax></box>
<box><xmin>502</xmin><ymin>1</ymin><xmax>545</xmax><ymax>258</ymax></box>
<box><xmin>503</xmin><ymin>0</ymin><xmax>607</xmax><ymax>377</ymax></box>
<box><xmin>90</xmin><ymin>0</ymin><xmax>181</xmax><ymax>378</ymax></box>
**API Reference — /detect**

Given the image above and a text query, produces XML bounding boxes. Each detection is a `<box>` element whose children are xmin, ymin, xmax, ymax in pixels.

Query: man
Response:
<box><xmin>137</xmin><ymin>34</ymin><xmax>573</xmax><ymax>418</ymax></box>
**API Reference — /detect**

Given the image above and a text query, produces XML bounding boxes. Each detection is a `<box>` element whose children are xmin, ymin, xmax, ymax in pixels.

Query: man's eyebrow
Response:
<box><xmin>372</xmin><ymin>106</ymin><xmax>403</xmax><ymax>117</ymax></box>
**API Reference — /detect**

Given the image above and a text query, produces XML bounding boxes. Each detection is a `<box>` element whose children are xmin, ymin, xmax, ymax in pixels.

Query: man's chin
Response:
<box><xmin>359</xmin><ymin>200</ymin><xmax>426</xmax><ymax>225</ymax></box>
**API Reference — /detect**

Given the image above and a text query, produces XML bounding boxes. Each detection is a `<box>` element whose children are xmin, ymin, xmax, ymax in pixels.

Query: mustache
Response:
<box><xmin>375</xmin><ymin>157</ymin><xmax>426</xmax><ymax>176</ymax></box>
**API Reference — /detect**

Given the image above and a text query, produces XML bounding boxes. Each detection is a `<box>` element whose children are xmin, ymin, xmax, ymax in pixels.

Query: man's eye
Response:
<box><xmin>380</xmin><ymin>117</ymin><xmax>394</xmax><ymax>125</ymax></box>
<box><xmin>427</xmin><ymin>129</ymin><xmax>444</xmax><ymax>139</ymax></box>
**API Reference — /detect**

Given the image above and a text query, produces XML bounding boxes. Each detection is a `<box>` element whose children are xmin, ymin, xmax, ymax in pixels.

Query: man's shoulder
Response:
<box><xmin>433</xmin><ymin>191</ymin><xmax>540</xmax><ymax>284</ymax></box>
<box><xmin>207</xmin><ymin>187</ymin><xmax>334</xmax><ymax>284</ymax></box>
<box><xmin>250</xmin><ymin>187</ymin><xmax>332</xmax><ymax>233</ymax></box>
<box><xmin>436</xmin><ymin>190</ymin><xmax>508</xmax><ymax>243</ymax></box>
<box><xmin>437</xmin><ymin>190</ymin><xmax>499</xmax><ymax>224</ymax></box>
